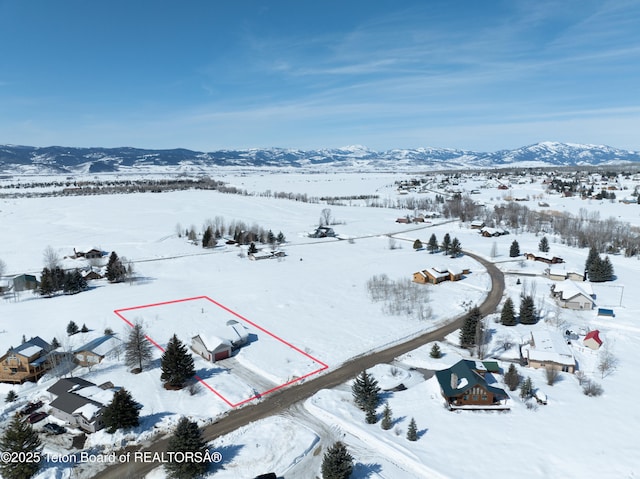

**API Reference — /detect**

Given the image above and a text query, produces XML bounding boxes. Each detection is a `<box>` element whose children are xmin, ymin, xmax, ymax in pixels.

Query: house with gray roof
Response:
<box><xmin>73</xmin><ymin>334</ymin><xmax>122</xmax><ymax>367</ymax></box>
<box><xmin>435</xmin><ymin>360</ymin><xmax>509</xmax><ymax>409</ymax></box>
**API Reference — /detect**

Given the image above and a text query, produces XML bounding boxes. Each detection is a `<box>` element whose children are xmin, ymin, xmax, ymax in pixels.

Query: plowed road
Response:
<box><xmin>93</xmin><ymin>251</ymin><xmax>503</xmax><ymax>479</ymax></box>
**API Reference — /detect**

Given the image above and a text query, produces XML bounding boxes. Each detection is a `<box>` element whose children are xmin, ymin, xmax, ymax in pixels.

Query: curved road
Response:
<box><xmin>93</xmin><ymin>250</ymin><xmax>504</xmax><ymax>479</ymax></box>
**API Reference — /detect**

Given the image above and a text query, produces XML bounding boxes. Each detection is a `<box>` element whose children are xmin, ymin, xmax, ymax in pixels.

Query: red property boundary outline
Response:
<box><xmin>114</xmin><ymin>296</ymin><xmax>329</xmax><ymax>407</ymax></box>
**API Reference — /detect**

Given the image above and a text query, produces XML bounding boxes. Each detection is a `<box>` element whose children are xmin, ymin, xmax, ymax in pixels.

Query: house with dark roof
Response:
<box><xmin>0</xmin><ymin>336</ymin><xmax>54</xmax><ymax>384</ymax></box>
<box><xmin>46</xmin><ymin>377</ymin><xmax>117</xmax><ymax>433</ymax></box>
<box><xmin>435</xmin><ymin>360</ymin><xmax>509</xmax><ymax>409</ymax></box>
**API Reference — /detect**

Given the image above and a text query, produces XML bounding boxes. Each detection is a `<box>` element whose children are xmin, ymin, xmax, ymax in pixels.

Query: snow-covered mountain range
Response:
<box><xmin>1</xmin><ymin>142</ymin><xmax>639</xmax><ymax>174</ymax></box>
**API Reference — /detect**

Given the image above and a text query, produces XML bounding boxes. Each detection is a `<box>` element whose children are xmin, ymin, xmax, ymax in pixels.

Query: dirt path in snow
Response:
<box><xmin>91</xmin><ymin>250</ymin><xmax>503</xmax><ymax>479</ymax></box>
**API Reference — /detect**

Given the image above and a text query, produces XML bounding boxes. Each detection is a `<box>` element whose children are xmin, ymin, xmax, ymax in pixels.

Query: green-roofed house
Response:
<box><xmin>435</xmin><ymin>359</ymin><xmax>509</xmax><ymax>409</ymax></box>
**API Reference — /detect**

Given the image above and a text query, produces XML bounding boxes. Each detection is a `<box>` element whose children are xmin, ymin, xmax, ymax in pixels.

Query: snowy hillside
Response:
<box><xmin>1</xmin><ymin>142</ymin><xmax>639</xmax><ymax>174</ymax></box>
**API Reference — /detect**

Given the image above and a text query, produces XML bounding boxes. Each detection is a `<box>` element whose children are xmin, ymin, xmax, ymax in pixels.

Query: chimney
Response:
<box><xmin>451</xmin><ymin>373</ymin><xmax>458</xmax><ymax>390</ymax></box>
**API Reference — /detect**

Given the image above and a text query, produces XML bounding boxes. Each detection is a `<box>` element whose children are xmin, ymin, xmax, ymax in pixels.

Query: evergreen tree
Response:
<box><xmin>459</xmin><ymin>306</ymin><xmax>481</xmax><ymax>348</ymax></box>
<box><xmin>248</xmin><ymin>242</ymin><xmax>258</xmax><ymax>254</ymax></box>
<box><xmin>102</xmin><ymin>388</ymin><xmax>140</xmax><ymax>433</ymax></box>
<box><xmin>509</xmin><ymin>240</ymin><xmax>520</xmax><ymax>258</ymax></box>
<box><xmin>538</xmin><ymin>236</ymin><xmax>550</xmax><ymax>253</ymax></box>
<box><xmin>520</xmin><ymin>376</ymin><xmax>534</xmax><ymax>399</ymax></box>
<box><xmin>380</xmin><ymin>402</ymin><xmax>393</xmax><ymax>430</ymax></box>
<box><xmin>276</xmin><ymin>231</ymin><xmax>286</xmax><ymax>244</ymax></box>
<box><xmin>0</xmin><ymin>415</ymin><xmax>42</xmax><ymax>479</ymax></box>
<box><xmin>202</xmin><ymin>226</ymin><xmax>213</xmax><ymax>248</ymax></box>
<box><xmin>440</xmin><ymin>233</ymin><xmax>451</xmax><ymax>255</ymax></box>
<box><xmin>365</xmin><ymin>406</ymin><xmax>377</xmax><ymax>424</ymax></box>
<box><xmin>427</xmin><ymin>233</ymin><xmax>439</xmax><ymax>253</ymax></box>
<box><xmin>321</xmin><ymin>441</ymin><xmax>354</xmax><ymax>479</ymax></box>
<box><xmin>51</xmin><ymin>337</ymin><xmax>60</xmax><ymax>348</ymax></box>
<box><xmin>38</xmin><ymin>268</ymin><xmax>55</xmax><ymax>296</ymax></box>
<box><xmin>267</xmin><ymin>230</ymin><xmax>276</xmax><ymax>245</ymax></box>
<box><xmin>51</xmin><ymin>267</ymin><xmax>65</xmax><ymax>292</ymax></box>
<box><xmin>406</xmin><ymin>417</ymin><xmax>418</xmax><ymax>441</ymax></box>
<box><xmin>500</xmin><ymin>297</ymin><xmax>517</xmax><ymax>326</ymax></box>
<box><xmin>66</xmin><ymin>320</ymin><xmax>79</xmax><ymax>336</ymax></box>
<box><xmin>589</xmin><ymin>255</ymin><xmax>614</xmax><ymax>282</ymax></box>
<box><xmin>429</xmin><ymin>343</ymin><xmax>442</xmax><ymax>358</ymax></box>
<box><xmin>449</xmin><ymin>237</ymin><xmax>462</xmax><ymax>257</ymax></box>
<box><xmin>504</xmin><ymin>363</ymin><xmax>520</xmax><ymax>391</ymax></box>
<box><xmin>351</xmin><ymin>370</ymin><xmax>380</xmax><ymax>412</ymax></box>
<box><xmin>161</xmin><ymin>334</ymin><xmax>195</xmax><ymax>389</ymax></box>
<box><xmin>80</xmin><ymin>323</ymin><xmax>89</xmax><ymax>333</ymax></box>
<box><xmin>600</xmin><ymin>256</ymin><xmax>614</xmax><ymax>281</ymax></box>
<box><xmin>5</xmin><ymin>390</ymin><xmax>17</xmax><ymax>403</ymax></box>
<box><xmin>165</xmin><ymin>417</ymin><xmax>209</xmax><ymax>479</ymax></box>
<box><xmin>125</xmin><ymin>321</ymin><xmax>153</xmax><ymax>372</ymax></box>
<box><xmin>412</xmin><ymin>239</ymin><xmax>423</xmax><ymax>250</ymax></box>
<box><xmin>106</xmin><ymin>251</ymin><xmax>126</xmax><ymax>283</ymax></box>
<box><xmin>519</xmin><ymin>295</ymin><xmax>537</xmax><ymax>325</ymax></box>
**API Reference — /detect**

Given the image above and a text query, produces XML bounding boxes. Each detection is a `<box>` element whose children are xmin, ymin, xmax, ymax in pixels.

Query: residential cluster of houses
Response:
<box><xmin>0</xmin><ymin>334</ymin><xmax>122</xmax><ymax>385</ymax></box>
<box><xmin>412</xmin><ymin>266</ymin><xmax>468</xmax><ymax>285</ymax></box>
<box><xmin>434</xmin><ymin>327</ymin><xmax>605</xmax><ymax>409</ymax></box>
<box><xmin>0</xmin><ymin>247</ymin><xmax>109</xmax><ymax>297</ymax></box>
<box><xmin>395</xmin><ymin>212</ymin><xmax>440</xmax><ymax>224</ymax></box>
<box><xmin>470</xmin><ymin>221</ymin><xmax>510</xmax><ymax>237</ymax></box>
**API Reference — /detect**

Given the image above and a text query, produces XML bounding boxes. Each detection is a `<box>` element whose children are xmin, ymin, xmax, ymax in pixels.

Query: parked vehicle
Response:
<box><xmin>27</xmin><ymin>411</ymin><xmax>48</xmax><ymax>424</ymax></box>
<box><xmin>42</xmin><ymin>423</ymin><xmax>66</xmax><ymax>434</ymax></box>
<box><xmin>19</xmin><ymin>400</ymin><xmax>43</xmax><ymax>417</ymax></box>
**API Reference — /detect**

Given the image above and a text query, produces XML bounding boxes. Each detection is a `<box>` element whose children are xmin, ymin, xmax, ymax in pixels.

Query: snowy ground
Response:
<box><xmin>1</xmin><ymin>170</ymin><xmax>640</xmax><ymax>478</ymax></box>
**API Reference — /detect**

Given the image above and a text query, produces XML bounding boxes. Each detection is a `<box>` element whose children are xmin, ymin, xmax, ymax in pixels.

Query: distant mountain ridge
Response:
<box><xmin>1</xmin><ymin>142</ymin><xmax>639</xmax><ymax>174</ymax></box>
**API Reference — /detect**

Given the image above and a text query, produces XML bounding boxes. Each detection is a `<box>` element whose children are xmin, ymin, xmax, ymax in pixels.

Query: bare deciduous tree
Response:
<box><xmin>597</xmin><ymin>345</ymin><xmax>618</xmax><ymax>378</ymax></box>
<box><xmin>320</xmin><ymin>208</ymin><xmax>333</xmax><ymax>226</ymax></box>
<box><xmin>43</xmin><ymin>245</ymin><xmax>61</xmax><ymax>269</ymax></box>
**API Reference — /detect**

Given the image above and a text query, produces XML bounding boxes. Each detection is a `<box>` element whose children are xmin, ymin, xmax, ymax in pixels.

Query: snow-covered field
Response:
<box><xmin>1</xmin><ymin>170</ymin><xmax>640</xmax><ymax>478</ymax></box>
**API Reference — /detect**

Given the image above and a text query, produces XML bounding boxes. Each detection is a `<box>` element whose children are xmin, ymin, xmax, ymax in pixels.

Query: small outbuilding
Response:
<box><xmin>583</xmin><ymin>330</ymin><xmax>603</xmax><ymax>350</ymax></box>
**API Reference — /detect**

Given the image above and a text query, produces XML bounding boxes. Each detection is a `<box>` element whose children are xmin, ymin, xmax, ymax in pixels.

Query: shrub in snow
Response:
<box><xmin>545</xmin><ymin>367</ymin><xmax>560</xmax><ymax>386</ymax></box>
<box><xmin>582</xmin><ymin>379</ymin><xmax>604</xmax><ymax>397</ymax></box>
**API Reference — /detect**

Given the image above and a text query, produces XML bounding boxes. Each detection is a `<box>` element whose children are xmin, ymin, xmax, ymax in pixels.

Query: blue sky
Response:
<box><xmin>1</xmin><ymin>0</ymin><xmax>639</xmax><ymax>151</ymax></box>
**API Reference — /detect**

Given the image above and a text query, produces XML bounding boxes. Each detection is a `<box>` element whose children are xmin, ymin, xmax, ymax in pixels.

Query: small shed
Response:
<box><xmin>12</xmin><ymin>274</ymin><xmax>39</xmax><ymax>292</ymax></box>
<box><xmin>583</xmin><ymin>330</ymin><xmax>603</xmax><ymax>350</ymax></box>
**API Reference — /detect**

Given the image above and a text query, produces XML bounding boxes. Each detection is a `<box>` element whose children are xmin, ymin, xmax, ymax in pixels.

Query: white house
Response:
<box><xmin>550</xmin><ymin>280</ymin><xmax>595</xmax><ymax>310</ymax></box>
<box><xmin>521</xmin><ymin>330</ymin><xmax>576</xmax><ymax>373</ymax></box>
<box><xmin>191</xmin><ymin>334</ymin><xmax>233</xmax><ymax>362</ymax></box>
<box><xmin>191</xmin><ymin>320</ymin><xmax>250</xmax><ymax>362</ymax></box>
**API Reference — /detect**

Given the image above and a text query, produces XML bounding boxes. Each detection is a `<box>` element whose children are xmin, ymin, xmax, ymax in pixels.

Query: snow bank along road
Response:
<box><xmin>93</xmin><ymin>251</ymin><xmax>503</xmax><ymax>479</ymax></box>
